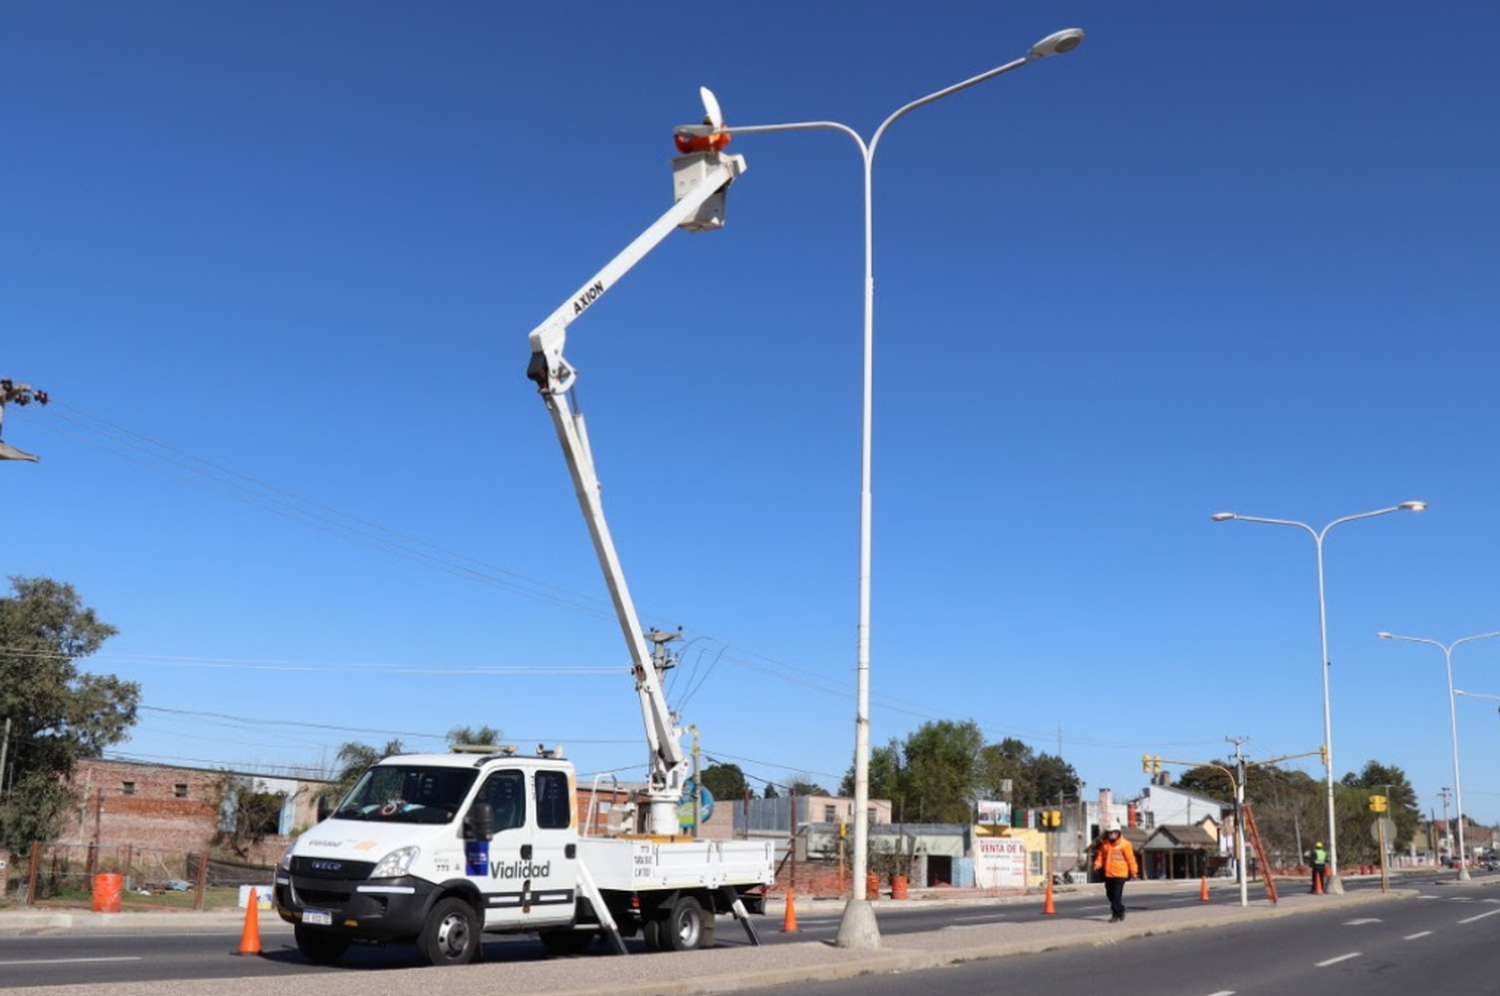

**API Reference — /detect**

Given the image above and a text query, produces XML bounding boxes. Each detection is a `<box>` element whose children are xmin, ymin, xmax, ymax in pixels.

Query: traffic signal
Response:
<box><xmin>1319</xmin><ymin>744</ymin><xmax>1329</xmax><ymax>766</ymax></box>
<box><xmin>1035</xmin><ymin>809</ymin><xmax>1063</xmax><ymax>831</ymax></box>
<box><xmin>1369</xmin><ymin>795</ymin><xmax>1387</xmax><ymax>813</ymax></box>
<box><xmin>1140</xmin><ymin>755</ymin><xmax>1162</xmax><ymax>775</ymax></box>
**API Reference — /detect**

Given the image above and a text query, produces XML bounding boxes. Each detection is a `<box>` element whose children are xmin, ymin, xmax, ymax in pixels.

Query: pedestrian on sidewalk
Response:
<box><xmin>1093</xmin><ymin>822</ymin><xmax>1139</xmax><ymax>922</ymax></box>
<box><xmin>1309</xmin><ymin>842</ymin><xmax>1327</xmax><ymax>893</ymax></box>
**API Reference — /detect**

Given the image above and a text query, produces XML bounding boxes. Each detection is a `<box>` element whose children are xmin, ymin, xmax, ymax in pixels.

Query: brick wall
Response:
<box><xmin>58</xmin><ymin>758</ymin><xmax>330</xmax><ymax>863</ymax></box>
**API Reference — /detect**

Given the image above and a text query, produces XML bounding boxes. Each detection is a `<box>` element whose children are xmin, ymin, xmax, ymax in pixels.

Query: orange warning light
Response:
<box><xmin>674</xmin><ymin>131</ymin><xmax>732</xmax><ymax>154</ymax></box>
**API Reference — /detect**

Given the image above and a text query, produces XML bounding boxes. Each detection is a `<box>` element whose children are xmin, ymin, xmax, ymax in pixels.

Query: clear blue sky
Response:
<box><xmin>5</xmin><ymin>2</ymin><xmax>1500</xmax><ymax>825</ymax></box>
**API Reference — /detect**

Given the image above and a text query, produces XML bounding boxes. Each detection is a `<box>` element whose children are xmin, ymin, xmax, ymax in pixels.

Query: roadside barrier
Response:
<box><xmin>91</xmin><ymin>873</ymin><xmax>122</xmax><ymax>913</ymax></box>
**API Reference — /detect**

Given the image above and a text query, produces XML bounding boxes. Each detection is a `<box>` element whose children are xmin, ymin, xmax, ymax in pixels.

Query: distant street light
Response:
<box><xmin>681</xmin><ymin>27</ymin><xmax>1085</xmax><ymax>949</ymax></box>
<box><xmin>1211</xmin><ymin>501</ymin><xmax>1425</xmax><ymax>893</ymax></box>
<box><xmin>1378</xmin><ymin>631</ymin><xmax>1500</xmax><ymax>881</ymax></box>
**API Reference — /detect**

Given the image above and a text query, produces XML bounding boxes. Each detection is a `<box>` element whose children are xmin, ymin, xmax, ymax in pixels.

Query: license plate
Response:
<box><xmin>303</xmin><ymin>909</ymin><xmax>332</xmax><ymax>926</ymax></box>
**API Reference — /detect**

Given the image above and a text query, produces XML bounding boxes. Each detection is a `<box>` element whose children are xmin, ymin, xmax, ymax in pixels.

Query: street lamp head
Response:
<box><xmin>1211</xmin><ymin>512</ymin><xmax>1236</xmax><ymax>522</ymax></box>
<box><xmin>1029</xmin><ymin>28</ymin><xmax>1085</xmax><ymax>59</ymax></box>
<box><xmin>1377</xmin><ymin>632</ymin><xmax>1394</xmax><ymax>640</ymax></box>
<box><xmin>1399</xmin><ymin>500</ymin><xmax>1427</xmax><ymax>512</ymax></box>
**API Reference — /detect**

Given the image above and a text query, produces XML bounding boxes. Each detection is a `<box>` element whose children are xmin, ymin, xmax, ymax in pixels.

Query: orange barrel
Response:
<box><xmin>891</xmin><ymin>875</ymin><xmax>908</xmax><ymax>900</ymax></box>
<box><xmin>92</xmin><ymin>873</ymin><xmax>123</xmax><ymax>913</ymax></box>
<box><xmin>866</xmin><ymin>872</ymin><xmax>880</xmax><ymax>898</ymax></box>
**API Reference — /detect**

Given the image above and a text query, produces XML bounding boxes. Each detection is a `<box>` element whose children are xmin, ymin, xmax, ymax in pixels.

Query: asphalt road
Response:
<box><xmin>0</xmin><ymin>871</ymin><xmax>1487</xmax><ymax>989</ymax></box>
<box><xmin>770</xmin><ymin>887</ymin><xmax>1500</xmax><ymax>996</ymax></box>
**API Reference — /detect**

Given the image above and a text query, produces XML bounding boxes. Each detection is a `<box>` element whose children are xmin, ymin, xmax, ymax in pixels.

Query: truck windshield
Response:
<box><xmin>333</xmin><ymin>766</ymin><xmax>479</xmax><ymax>825</ymax></box>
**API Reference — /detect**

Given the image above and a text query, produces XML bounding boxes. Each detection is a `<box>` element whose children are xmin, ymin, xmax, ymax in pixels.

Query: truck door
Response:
<box><xmin>528</xmin><ymin>767</ymin><xmax>579</xmax><ymax>922</ymax></box>
<box><xmin>466</xmin><ymin>767</ymin><xmax>529</xmax><ymax>927</ymax></box>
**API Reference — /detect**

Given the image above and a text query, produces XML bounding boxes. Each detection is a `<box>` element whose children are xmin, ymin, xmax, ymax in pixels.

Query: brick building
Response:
<box><xmin>57</xmin><ymin>758</ymin><xmax>330</xmax><ymax>863</ymax></box>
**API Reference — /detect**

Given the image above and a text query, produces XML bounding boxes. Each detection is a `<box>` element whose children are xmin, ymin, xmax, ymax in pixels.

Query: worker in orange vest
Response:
<box><xmin>1093</xmin><ymin>822</ymin><xmax>1140</xmax><ymax>922</ymax></box>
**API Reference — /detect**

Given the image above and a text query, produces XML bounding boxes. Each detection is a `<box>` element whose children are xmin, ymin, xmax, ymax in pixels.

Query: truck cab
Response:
<box><xmin>276</xmin><ymin>747</ymin><xmax>583</xmax><ymax>965</ymax></box>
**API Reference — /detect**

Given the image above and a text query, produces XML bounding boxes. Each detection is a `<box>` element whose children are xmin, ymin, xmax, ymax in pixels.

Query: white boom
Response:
<box><xmin>525</xmin><ymin>149</ymin><xmax>746</xmax><ymax>836</ymax></box>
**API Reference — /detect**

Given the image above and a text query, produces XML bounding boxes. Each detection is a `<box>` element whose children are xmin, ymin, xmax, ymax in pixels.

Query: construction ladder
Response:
<box><xmin>1241</xmin><ymin>803</ymin><xmax>1278</xmax><ymax>904</ymax></box>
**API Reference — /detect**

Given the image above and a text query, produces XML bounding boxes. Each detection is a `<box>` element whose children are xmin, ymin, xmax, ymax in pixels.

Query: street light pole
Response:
<box><xmin>679</xmin><ymin>27</ymin><xmax>1084</xmax><ymax>949</ymax></box>
<box><xmin>1455</xmin><ymin>688</ymin><xmax>1500</xmax><ymax>714</ymax></box>
<box><xmin>1377</xmin><ymin>630</ymin><xmax>1500</xmax><ymax>882</ymax></box>
<box><xmin>1211</xmin><ymin>501</ymin><xmax>1425</xmax><ymax>893</ymax></box>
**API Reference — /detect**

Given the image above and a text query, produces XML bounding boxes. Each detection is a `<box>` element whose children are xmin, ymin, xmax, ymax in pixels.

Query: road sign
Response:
<box><xmin>1370</xmin><ymin>817</ymin><xmax>1396</xmax><ymax>842</ymax></box>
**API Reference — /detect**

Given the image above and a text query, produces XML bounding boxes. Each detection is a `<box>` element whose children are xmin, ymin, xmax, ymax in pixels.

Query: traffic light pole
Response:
<box><xmin>1142</xmin><ymin>744</ymin><xmax>1325</xmax><ymax>908</ymax></box>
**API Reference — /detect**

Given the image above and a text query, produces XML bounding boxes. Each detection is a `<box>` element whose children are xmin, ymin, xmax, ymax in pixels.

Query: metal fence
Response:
<box><xmin>8</xmin><ymin>842</ymin><xmax>274</xmax><ymax>910</ymax></box>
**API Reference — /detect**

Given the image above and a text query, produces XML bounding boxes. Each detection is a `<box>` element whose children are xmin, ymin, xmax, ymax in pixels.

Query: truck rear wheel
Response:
<box><xmin>664</xmin><ymin>894</ymin><xmax>710</xmax><ymax>951</ymax></box>
<box><xmin>417</xmin><ymin>897</ymin><xmax>481</xmax><ymax>966</ymax></box>
<box><xmin>294</xmin><ymin>925</ymin><xmax>350</xmax><ymax>964</ymax></box>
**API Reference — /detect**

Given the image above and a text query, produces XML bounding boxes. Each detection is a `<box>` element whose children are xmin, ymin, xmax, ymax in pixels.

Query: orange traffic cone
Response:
<box><xmin>1199</xmin><ymin>872</ymin><xmax>1210</xmax><ymax>902</ymax></box>
<box><xmin>235</xmin><ymin>889</ymin><xmax>263</xmax><ymax>955</ymax></box>
<box><xmin>782</xmin><ymin>888</ymin><xmax>799</xmax><ymax>932</ymax></box>
<box><xmin>1042</xmin><ymin>878</ymin><xmax>1056</xmax><ymax>915</ymax></box>
<box><xmin>1312</xmin><ymin>870</ymin><xmax>1324</xmax><ymax>895</ymax></box>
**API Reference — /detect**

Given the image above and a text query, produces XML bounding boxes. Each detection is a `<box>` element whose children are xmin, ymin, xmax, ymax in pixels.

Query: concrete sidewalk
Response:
<box><xmin>0</xmin><ymin>879</ymin><xmax>1428</xmax><ymax>996</ymax></box>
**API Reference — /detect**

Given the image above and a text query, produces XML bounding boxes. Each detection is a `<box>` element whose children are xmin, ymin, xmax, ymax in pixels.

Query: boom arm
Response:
<box><xmin>525</xmin><ymin>151</ymin><xmax>746</xmax><ymax>836</ymax></box>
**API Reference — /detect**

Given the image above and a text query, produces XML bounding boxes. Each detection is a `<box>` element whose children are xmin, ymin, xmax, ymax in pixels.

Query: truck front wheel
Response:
<box><xmin>294</xmin><ymin>925</ymin><xmax>351</xmax><ymax>964</ymax></box>
<box><xmin>417</xmin><ymin>897</ymin><xmax>481</xmax><ymax>966</ymax></box>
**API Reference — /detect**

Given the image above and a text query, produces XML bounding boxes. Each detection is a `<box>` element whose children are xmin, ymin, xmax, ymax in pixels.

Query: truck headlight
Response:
<box><xmin>370</xmin><ymin>846</ymin><xmax>420</xmax><ymax>879</ymax></box>
<box><xmin>278</xmin><ymin>842</ymin><xmax>296</xmax><ymax>872</ymax></box>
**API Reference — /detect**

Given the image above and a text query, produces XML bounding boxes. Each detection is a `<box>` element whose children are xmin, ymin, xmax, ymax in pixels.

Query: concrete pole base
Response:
<box><xmin>1458</xmin><ymin>867</ymin><xmax>1472</xmax><ymax>882</ymax></box>
<box><xmin>1325</xmin><ymin>874</ymin><xmax>1345</xmax><ymax>894</ymax></box>
<box><xmin>834</xmin><ymin>898</ymin><xmax>881</xmax><ymax>949</ymax></box>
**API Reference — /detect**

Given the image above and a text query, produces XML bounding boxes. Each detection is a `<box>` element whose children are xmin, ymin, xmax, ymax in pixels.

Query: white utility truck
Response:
<box><xmin>275</xmin><ymin>98</ymin><xmax>775</xmax><ymax>966</ymax></box>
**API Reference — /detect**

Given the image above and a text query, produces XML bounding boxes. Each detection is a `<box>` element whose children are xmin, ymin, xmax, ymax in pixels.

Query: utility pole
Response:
<box><xmin>1227</xmin><ymin>736</ymin><xmax>1250</xmax><ymax>908</ymax></box>
<box><xmin>1439</xmin><ymin>788</ymin><xmax>1453</xmax><ymax>864</ymax></box>
<box><xmin>0</xmin><ymin>379</ymin><xmax>48</xmax><ymax>463</ymax></box>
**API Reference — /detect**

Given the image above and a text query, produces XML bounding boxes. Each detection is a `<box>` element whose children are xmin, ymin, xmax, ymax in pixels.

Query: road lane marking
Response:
<box><xmin>1204</xmin><ymin>991</ymin><xmax>1236</xmax><ymax>996</ymax></box>
<box><xmin>1315</xmin><ymin>953</ymin><xmax>1361</xmax><ymax>967</ymax></box>
<box><xmin>1343</xmin><ymin>918</ymin><xmax>1382</xmax><ymax>925</ymax></box>
<box><xmin>1458</xmin><ymin>908</ymin><xmax>1500</xmax><ymax>924</ymax></box>
<box><xmin>1404</xmin><ymin>931</ymin><xmax>1432</xmax><ymax>940</ymax></box>
<box><xmin>952</xmin><ymin>913</ymin><xmax>1008</xmax><ymax>921</ymax></box>
<box><xmin>0</xmin><ymin>957</ymin><xmax>144</xmax><ymax>966</ymax></box>
<box><xmin>1417</xmin><ymin>895</ymin><xmax>1440</xmax><ymax>900</ymax></box>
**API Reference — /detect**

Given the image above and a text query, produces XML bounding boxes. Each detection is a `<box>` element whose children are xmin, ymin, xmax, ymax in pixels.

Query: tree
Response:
<box><xmin>0</xmin><ymin>577</ymin><xmax>134</xmax><ymax>849</ymax></box>
<box><xmin>787</xmin><ymin>780</ymin><xmax>829</xmax><ymax>798</ymax></box>
<box><xmin>1340</xmin><ymin>759</ymin><xmax>1419</xmax><ymax>853</ymax></box>
<box><xmin>900</xmin><ymin>720</ymin><xmax>986</xmax><ymax>824</ymax></box>
<box><xmin>215</xmin><ymin>773</ymin><xmax>289</xmax><ymax>858</ymax></box>
<box><xmin>447</xmin><ymin>725</ymin><xmax>502</xmax><ymax>747</ymax></box>
<box><xmin>841</xmin><ymin>739</ymin><xmax>904</xmax><ymax>801</ymax></box>
<box><xmin>700</xmin><ymin>763</ymin><xmax>747</xmax><ymax>803</ymax></box>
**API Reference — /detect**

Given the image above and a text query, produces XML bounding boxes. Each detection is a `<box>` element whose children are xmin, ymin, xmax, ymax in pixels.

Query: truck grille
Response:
<box><xmin>290</xmin><ymin>857</ymin><xmax>376</xmax><ymax>880</ymax></box>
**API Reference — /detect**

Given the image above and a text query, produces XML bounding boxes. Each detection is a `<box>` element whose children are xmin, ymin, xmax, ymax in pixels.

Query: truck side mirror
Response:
<box><xmin>316</xmin><ymin>795</ymin><xmax>335</xmax><ymax>822</ymax></box>
<box><xmin>466</xmin><ymin>801</ymin><xmax>495</xmax><ymax>841</ymax></box>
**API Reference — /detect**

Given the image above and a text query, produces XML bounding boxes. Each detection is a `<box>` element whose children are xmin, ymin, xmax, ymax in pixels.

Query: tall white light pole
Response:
<box><xmin>1378</xmin><ymin>630</ymin><xmax>1499</xmax><ymax>882</ymax></box>
<box><xmin>678</xmin><ymin>27</ymin><xmax>1084</xmax><ymax>949</ymax></box>
<box><xmin>1211</xmin><ymin>501</ymin><xmax>1425</xmax><ymax>893</ymax></box>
